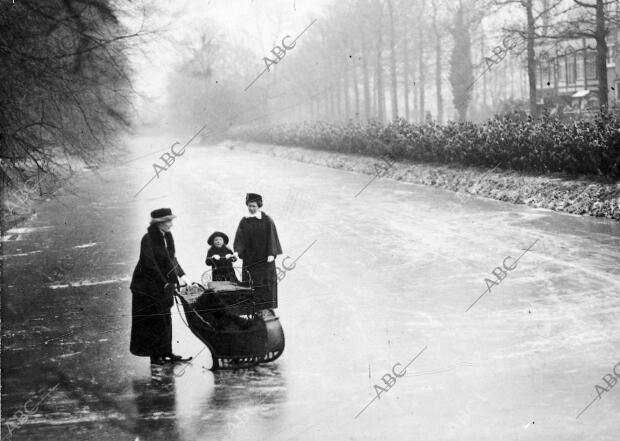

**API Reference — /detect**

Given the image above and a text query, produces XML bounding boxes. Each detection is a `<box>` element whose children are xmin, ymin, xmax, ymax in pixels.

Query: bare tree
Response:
<box><xmin>0</xmin><ymin>0</ymin><xmax>146</xmax><ymax>201</ymax></box>
<box><xmin>431</xmin><ymin>0</ymin><xmax>445</xmax><ymax>123</ymax></box>
<box><xmin>374</xmin><ymin>1</ymin><xmax>387</xmax><ymax>122</ymax></box>
<box><xmin>449</xmin><ymin>2</ymin><xmax>474</xmax><ymax>120</ymax></box>
<box><xmin>402</xmin><ymin>24</ymin><xmax>412</xmax><ymax>120</ymax></box>
<box><xmin>387</xmin><ymin>0</ymin><xmax>399</xmax><ymax>120</ymax></box>
<box><xmin>418</xmin><ymin>0</ymin><xmax>428</xmax><ymax>122</ymax></box>
<box><xmin>526</xmin><ymin>0</ymin><xmax>539</xmax><ymax>115</ymax></box>
<box><xmin>499</xmin><ymin>0</ymin><xmax>564</xmax><ymax>116</ymax></box>
<box><xmin>547</xmin><ymin>0</ymin><xmax>617</xmax><ymax>110</ymax></box>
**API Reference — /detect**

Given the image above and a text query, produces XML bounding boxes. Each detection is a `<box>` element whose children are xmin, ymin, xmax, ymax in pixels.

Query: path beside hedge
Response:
<box><xmin>226</xmin><ymin>140</ymin><xmax>620</xmax><ymax>221</ymax></box>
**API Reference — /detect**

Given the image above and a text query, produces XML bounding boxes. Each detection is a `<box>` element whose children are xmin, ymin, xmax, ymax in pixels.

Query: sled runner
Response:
<box><xmin>175</xmin><ymin>282</ymin><xmax>285</xmax><ymax>370</ymax></box>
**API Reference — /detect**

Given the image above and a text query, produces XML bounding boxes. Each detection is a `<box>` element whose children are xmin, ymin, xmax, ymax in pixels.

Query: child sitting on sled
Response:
<box><xmin>205</xmin><ymin>231</ymin><xmax>239</xmax><ymax>282</ymax></box>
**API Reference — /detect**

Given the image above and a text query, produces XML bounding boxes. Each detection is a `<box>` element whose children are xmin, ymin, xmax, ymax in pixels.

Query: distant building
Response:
<box><xmin>535</xmin><ymin>25</ymin><xmax>619</xmax><ymax>115</ymax></box>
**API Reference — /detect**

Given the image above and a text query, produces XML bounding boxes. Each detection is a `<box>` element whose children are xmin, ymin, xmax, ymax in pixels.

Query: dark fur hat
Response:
<box><xmin>245</xmin><ymin>193</ymin><xmax>263</xmax><ymax>207</ymax></box>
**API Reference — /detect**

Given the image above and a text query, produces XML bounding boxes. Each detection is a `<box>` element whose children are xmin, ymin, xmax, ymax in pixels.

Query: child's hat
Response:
<box><xmin>208</xmin><ymin>231</ymin><xmax>229</xmax><ymax>245</ymax></box>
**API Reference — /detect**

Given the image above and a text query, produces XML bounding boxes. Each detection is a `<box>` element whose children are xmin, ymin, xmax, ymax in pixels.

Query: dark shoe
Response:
<box><xmin>163</xmin><ymin>353</ymin><xmax>193</xmax><ymax>363</ymax></box>
<box><xmin>150</xmin><ymin>356</ymin><xmax>165</xmax><ymax>365</ymax></box>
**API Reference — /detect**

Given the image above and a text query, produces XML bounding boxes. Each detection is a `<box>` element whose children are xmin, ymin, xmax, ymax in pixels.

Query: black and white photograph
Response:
<box><xmin>1</xmin><ymin>0</ymin><xmax>619</xmax><ymax>439</ymax></box>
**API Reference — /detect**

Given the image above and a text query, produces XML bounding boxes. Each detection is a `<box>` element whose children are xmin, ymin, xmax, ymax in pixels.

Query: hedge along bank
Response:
<box><xmin>447</xmin><ymin>162</ymin><xmax>503</xmax><ymax>214</ymax></box>
<box><xmin>231</xmin><ymin>114</ymin><xmax>620</xmax><ymax>178</ymax></box>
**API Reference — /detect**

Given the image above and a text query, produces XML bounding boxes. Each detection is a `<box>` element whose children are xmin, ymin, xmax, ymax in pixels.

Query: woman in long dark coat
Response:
<box><xmin>129</xmin><ymin>208</ymin><xmax>191</xmax><ymax>365</ymax></box>
<box><xmin>233</xmin><ymin>193</ymin><xmax>282</xmax><ymax>311</ymax></box>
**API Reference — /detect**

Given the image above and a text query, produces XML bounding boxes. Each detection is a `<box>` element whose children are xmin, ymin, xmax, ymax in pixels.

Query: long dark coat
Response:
<box><xmin>129</xmin><ymin>224</ymin><xmax>185</xmax><ymax>357</ymax></box>
<box><xmin>206</xmin><ymin>245</ymin><xmax>238</xmax><ymax>282</ymax></box>
<box><xmin>233</xmin><ymin>212</ymin><xmax>282</xmax><ymax>309</ymax></box>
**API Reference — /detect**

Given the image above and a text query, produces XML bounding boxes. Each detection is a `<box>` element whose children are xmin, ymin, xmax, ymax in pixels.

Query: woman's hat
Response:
<box><xmin>208</xmin><ymin>231</ymin><xmax>229</xmax><ymax>245</ymax></box>
<box><xmin>245</xmin><ymin>193</ymin><xmax>263</xmax><ymax>207</ymax></box>
<box><xmin>150</xmin><ymin>208</ymin><xmax>176</xmax><ymax>224</ymax></box>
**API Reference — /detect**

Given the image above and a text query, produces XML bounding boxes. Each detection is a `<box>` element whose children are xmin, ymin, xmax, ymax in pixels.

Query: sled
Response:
<box><xmin>175</xmin><ymin>282</ymin><xmax>285</xmax><ymax>370</ymax></box>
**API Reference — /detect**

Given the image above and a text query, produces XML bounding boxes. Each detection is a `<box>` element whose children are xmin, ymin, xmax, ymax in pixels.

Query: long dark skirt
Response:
<box><xmin>130</xmin><ymin>289</ymin><xmax>173</xmax><ymax>357</ymax></box>
<box><xmin>242</xmin><ymin>260</ymin><xmax>278</xmax><ymax>310</ymax></box>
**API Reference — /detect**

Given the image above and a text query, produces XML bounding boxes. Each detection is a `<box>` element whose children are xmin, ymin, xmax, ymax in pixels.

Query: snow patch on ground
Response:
<box><xmin>0</xmin><ymin>250</ymin><xmax>43</xmax><ymax>259</ymax></box>
<box><xmin>6</xmin><ymin>226</ymin><xmax>53</xmax><ymax>234</ymax></box>
<box><xmin>2</xmin><ymin>226</ymin><xmax>53</xmax><ymax>242</ymax></box>
<box><xmin>72</xmin><ymin>242</ymin><xmax>98</xmax><ymax>249</ymax></box>
<box><xmin>49</xmin><ymin>276</ymin><xmax>131</xmax><ymax>289</ymax></box>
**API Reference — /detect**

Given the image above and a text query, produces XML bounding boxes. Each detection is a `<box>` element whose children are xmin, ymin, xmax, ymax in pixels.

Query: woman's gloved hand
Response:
<box><xmin>213</xmin><ymin>255</ymin><xmax>220</xmax><ymax>260</ymax></box>
<box><xmin>267</xmin><ymin>255</ymin><xmax>275</xmax><ymax>263</ymax></box>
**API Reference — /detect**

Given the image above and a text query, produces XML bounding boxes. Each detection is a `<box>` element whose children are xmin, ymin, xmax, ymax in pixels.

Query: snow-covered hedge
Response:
<box><xmin>231</xmin><ymin>113</ymin><xmax>620</xmax><ymax>178</ymax></box>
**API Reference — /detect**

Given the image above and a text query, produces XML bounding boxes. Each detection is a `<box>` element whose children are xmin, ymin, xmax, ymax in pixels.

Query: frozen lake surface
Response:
<box><xmin>2</xmin><ymin>136</ymin><xmax>619</xmax><ymax>440</ymax></box>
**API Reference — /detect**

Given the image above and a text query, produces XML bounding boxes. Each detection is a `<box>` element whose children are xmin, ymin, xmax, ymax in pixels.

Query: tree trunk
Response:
<box><xmin>361</xmin><ymin>34</ymin><xmax>372</xmax><ymax>120</ymax></box>
<box><xmin>542</xmin><ymin>0</ymin><xmax>551</xmax><ymax>35</ymax></box>
<box><xmin>595</xmin><ymin>0</ymin><xmax>608</xmax><ymax>110</ymax></box>
<box><xmin>481</xmin><ymin>38</ymin><xmax>487</xmax><ymax>108</ymax></box>
<box><xmin>388</xmin><ymin>0</ymin><xmax>399</xmax><ymax>120</ymax></box>
<box><xmin>449</xmin><ymin>3</ymin><xmax>473</xmax><ymax>121</ymax></box>
<box><xmin>413</xmin><ymin>59</ymin><xmax>419</xmax><ymax>121</ymax></box>
<box><xmin>343</xmin><ymin>66</ymin><xmax>350</xmax><ymax>121</ymax></box>
<box><xmin>432</xmin><ymin>5</ymin><xmax>443</xmax><ymax>123</ymax></box>
<box><xmin>353</xmin><ymin>54</ymin><xmax>361</xmax><ymax>120</ymax></box>
<box><xmin>376</xmin><ymin>25</ymin><xmax>386</xmax><ymax>123</ymax></box>
<box><xmin>526</xmin><ymin>0</ymin><xmax>538</xmax><ymax>116</ymax></box>
<box><xmin>329</xmin><ymin>85</ymin><xmax>335</xmax><ymax>120</ymax></box>
<box><xmin>403</xmin><ymin>34</ymin><xmax>411</xmax><ymax>120</ymax></box>
<box><xmin>418</xmin><ymin>25</ymin><xmax>425</xmax><ymax>122</ymax></box>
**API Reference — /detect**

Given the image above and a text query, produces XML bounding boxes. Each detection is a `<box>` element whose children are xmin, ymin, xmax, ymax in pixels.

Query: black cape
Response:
<box><xmin>233</xmin><ymin>212</ymin><xmax>282</xmax><ymax>309</ymax></box>
<box><xmin>129</xmin><ymin>224</ymin><xmax>185</xmax><ymax>357</ymax></box>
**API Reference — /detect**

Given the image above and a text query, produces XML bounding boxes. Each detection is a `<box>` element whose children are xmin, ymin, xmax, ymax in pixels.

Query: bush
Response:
<box><xmin>230</xmin><ymin>113</ymin><xmax>620</xmax><ymax>178</ymax></box>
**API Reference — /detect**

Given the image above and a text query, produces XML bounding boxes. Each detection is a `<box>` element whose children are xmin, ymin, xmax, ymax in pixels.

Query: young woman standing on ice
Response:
<box><xmin>233</xmin><ymin>193</ymin><xmax>282</xmax><ymax>311</ymax></box>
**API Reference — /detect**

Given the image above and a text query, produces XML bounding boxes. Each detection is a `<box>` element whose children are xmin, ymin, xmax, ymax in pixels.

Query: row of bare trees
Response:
<box><xmin>271</xmin><ymin>0</ymin><xmax>618</xmax><ymax>122</ymax></box>
<box><xmin>235</xmin><ymin>0</ymin><xmax>516</xmax><ymax>124</ymax></box>
<box><xmin>163</xmin><ymin>0</ymin><xmax>619</xmax><ymax>134</ymax></box>
<box><xmin>165</xmin><ymin>0</ymin><xmax>487</xmax><ymax>130</ymax></box>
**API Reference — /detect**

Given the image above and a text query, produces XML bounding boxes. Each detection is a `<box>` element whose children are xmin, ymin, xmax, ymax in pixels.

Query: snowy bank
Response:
<box><xmin>227</xmin><ymin>140</ymin><xmax>620</xmax><ymax>221</ymax></box>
